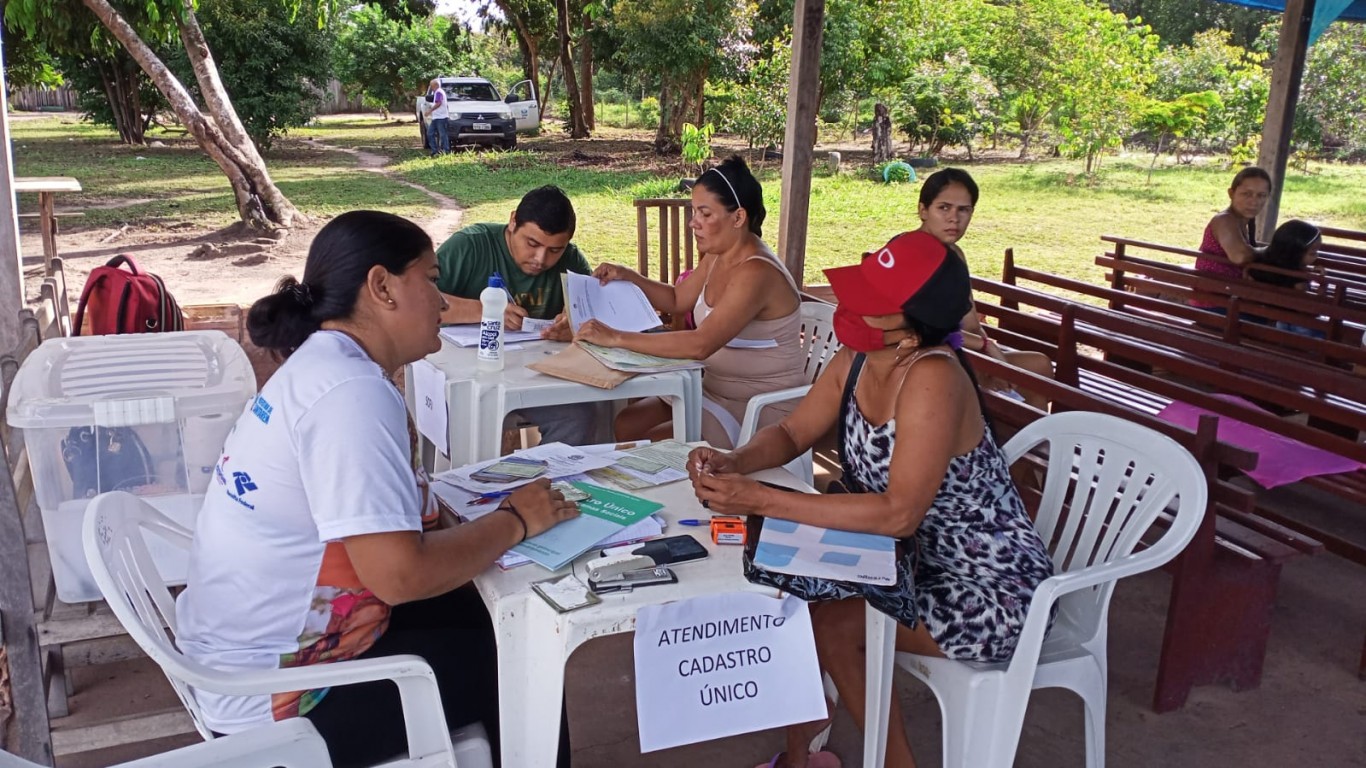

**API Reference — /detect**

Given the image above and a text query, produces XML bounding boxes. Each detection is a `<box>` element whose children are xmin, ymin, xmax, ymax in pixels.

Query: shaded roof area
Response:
<box><xmin>1214</xmin><ymin>0</ymin><xmax>1366</xmax><ymax>21</ymax></box>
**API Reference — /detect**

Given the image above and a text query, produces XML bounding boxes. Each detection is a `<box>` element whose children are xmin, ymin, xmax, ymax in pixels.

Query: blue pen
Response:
<box><xmin>466</xmin><ymin>490</ymin><xmax>513</xmax><ymax>506</ymax></box>
<box><xmin>678</xmin><ymin>519</ymin><xmax>708</xmax><ymax>526</ymax></box>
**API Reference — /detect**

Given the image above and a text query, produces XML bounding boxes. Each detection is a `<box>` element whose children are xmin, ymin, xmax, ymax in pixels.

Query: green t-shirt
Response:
<box><xmin>435</xmin><ymin>222</ymin><xmax>590</xmax><ymax>319</ymax></box>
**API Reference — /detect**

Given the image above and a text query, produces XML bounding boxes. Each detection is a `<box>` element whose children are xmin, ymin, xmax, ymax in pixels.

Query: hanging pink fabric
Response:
<box><xmin>1157</xmin><ymin>394</ymin><xmax>1365</xmax><ymax>489</ymax></box>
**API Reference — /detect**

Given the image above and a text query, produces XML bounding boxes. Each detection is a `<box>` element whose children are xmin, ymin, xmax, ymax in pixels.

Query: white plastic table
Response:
<box><xmin>474</xmin><ymin>464</ymin><xmax>808</xmax><ymax>767</ymax></box>
<box><xmin>411</xmin><ymin>339</ymin><xmax>703</xmax><ymax>470</ymax></box>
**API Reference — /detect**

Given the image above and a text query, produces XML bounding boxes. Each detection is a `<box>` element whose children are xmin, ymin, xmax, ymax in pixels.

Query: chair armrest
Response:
<box><xmin>119</xmin><ymin>719</ymin><xmax>331</xmax><ymax>767</ymax></box>
<box><xmin>738</xmin><ymin>384</ymin><xmax>811</xmax><ymax>445</ymax></box>
<box><xmin>185</xmin><ymin>654</ymin><xmax>453</xmax><ymax>762</ymax></box>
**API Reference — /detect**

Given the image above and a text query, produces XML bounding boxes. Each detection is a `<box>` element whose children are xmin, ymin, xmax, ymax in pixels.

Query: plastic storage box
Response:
<box><xmin>7</xmin><ymin>331</ymin><xmax>255</xmax><ymax>603</ymax></box>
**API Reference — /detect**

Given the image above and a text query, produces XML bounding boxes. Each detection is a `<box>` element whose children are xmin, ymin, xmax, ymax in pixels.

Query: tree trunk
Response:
<box><xmin>541</xmin><ymin>56</ymin><xmax>558</xmax><ymax>121</ymax></box>
<box><xmin>81</xmin><ymin>0</ymin><xmax>300</xmax><ymax>230</ymax></box>
<box><xmin>97</xmin><ymin>59</ymin><xmax>144</xmax><ymax>145</ymax></box>
<box><xmin>580</xmin><ymin>11</ymin><xmax>594</xmax><ymax>130</ymax></box>
<box><xmin>556</xmin><ymin>0</ymin><xmax>588</xmax><ymax>138</ymax></box>
<box><xmin>871</xmin><ymin>102</ymin><xmax>893</xmax><ymax>164</ymax></box>
<box><xmin>654</xmin><ymin>72</ymin><xmax>704</xmax><ymax>154</ymax></box>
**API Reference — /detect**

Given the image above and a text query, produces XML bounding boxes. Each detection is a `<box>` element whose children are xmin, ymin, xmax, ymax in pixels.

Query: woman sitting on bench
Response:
<box><xmin>1193</xmin><ymin>167</ymin><xmax>1272</xmax><ymax>312</ymax></box>
<box><xmin>576</xmin><ymin>155</ymin><xmax>807</xmax><ymax>448</ymax></box>
<box><xmin>915</xmin><ymin>167</ymin><xmax>1054</xmax><ymax>409</ymax></box>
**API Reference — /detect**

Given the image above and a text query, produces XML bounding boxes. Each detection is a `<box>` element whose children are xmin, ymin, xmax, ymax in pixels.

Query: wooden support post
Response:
<box><xmin>1256</xmin><ymin>0</ymin><xmax>1315</xmax><ymax>243</ymax></box>
<box><xmin>776</xmin><ymin>0</ymin><xmax>825</xmax><ymax>287</ymax></box>
<box><xmin>37</xmin><ymin>194</ymin><xmax>55</xmax><ymax>275</ymax></box>
<box><xmin>0</xmin><ymin>34</ymin><xmax>27</xmax><ymax>355</ymax></box>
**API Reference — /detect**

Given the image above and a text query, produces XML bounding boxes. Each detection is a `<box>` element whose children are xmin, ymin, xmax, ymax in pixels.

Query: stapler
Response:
<box><xmin>586</xmin><ymin>553</ymin><xmax>655</xmax><ymax>582</ymax></box>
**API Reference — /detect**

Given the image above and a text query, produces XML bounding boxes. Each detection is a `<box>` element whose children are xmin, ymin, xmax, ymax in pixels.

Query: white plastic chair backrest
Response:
<box><xmin>82</xmin><ymin>491</ymin><xmax>218</xmax><ymax>740</ymax></box>
<box><xmin>1001</xmin><ymin>411</ymin><xmax>1207</xmax><ymax>640</ymax></box>
<box><xmin>797</xmin><ymin>301</ymin><xmax>838</xmax><ymax>385</ymax></box>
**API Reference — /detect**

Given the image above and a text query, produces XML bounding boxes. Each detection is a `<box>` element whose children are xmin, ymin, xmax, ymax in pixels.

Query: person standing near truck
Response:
<box><xmin>423</xmin><ymin>79</ymin><xmax>450</xmax><ymax>156</ymax></box>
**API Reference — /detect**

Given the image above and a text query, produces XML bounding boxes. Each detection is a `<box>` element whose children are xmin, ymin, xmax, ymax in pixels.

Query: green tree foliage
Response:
<box><xmin>1136</xmin><ymin>90</ymin><xmax>1221</xmax><ymax>174</ymax></box>
<box><xmin>603</xmin><ymin>0</ymin><xmax>753</xmax><ymax>152</ymax></box>
<box><xmin>725</xmin><ymin>31</ymin><xmax>790</xmax><ymax>151</ymax></box>
<box><xmin>164</xmin><ymin>0</ymin><xmax>333</xmax><ymax>149</ymax></box>
<box><xmin>1151</xmin><ymin>29</ymin><xmax>1268</xmax><ymax>150</ymax></box>
<box><xmin>1298</xmin><ymin>24</ymin><xmax>1366</xmax><ymax>160</ymax></box>
<box><xmin>0</xmin><ymin>5</ymin><xmax>63</xmax><ymax>90</ymax></box>
<box><xmin>880</xmin><ymin>49</ymin><xmax>998</xmax><ymax>158</ymax></box>
<box><xmin>1107</xmin><ymin>0</ymin><xmax>1271</xmax><ymax>49</ymax></box>
<box><xmin>333</xmin><ymin>4</ymin><xmax>463</xmax><ymax>115</ymax></box>
<box><xmin>1052</xmin><ymin>2</ymin><xmax>1157</xmax><ymax>173</ymax></box>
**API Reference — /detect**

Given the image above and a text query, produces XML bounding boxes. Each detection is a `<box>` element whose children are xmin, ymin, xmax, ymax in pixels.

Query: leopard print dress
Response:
<box><xmin>842</xmin><ymin>352</ymin><xmax>1054</xmax><ymax>663</ymax></box>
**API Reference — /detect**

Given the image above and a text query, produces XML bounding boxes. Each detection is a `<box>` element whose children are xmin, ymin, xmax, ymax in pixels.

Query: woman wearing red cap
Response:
<box><xmin>916</xmin><ymin>168</ymin><xmax>1052</xmax><ymax>408</ymax></box>
<box><xmin>576</xmin><ymin>155</ymin><xmax>807</xmax><ymax>447</ymax></box>
<box><xmin>688</xmin><ymin>230</ymin><xmax>1054</xmax><ymax>768</ymax></box>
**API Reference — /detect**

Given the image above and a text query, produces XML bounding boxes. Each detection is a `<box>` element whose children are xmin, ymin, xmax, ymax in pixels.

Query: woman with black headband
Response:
<box><xmin>688</xmin><ymin>231</ymin><xmax>1054</xmax><ymax>768</ymax></box>
<box><xmin>577</xmin><ymin>154</ymin><xmax>807</xmax><ymax>448</ymax></box>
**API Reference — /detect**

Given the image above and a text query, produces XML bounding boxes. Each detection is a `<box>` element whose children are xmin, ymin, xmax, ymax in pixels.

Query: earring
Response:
<box><xmin>386</xmin><ymin>298</ymin><xmax>396</xmax><ymax>306</ymax></box>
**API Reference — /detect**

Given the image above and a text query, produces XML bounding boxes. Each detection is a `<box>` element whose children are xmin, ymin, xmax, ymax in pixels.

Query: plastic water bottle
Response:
<box><xmin>477</xmin><ymin>274</ymin><xmax>507</xmax><ymax>371</ymax></box>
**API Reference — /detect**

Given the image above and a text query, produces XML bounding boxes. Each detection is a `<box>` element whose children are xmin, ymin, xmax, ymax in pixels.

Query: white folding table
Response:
<box><xmin>473</xmin><ymin>464</ymin><xmax>808</xmax><ymax>767</ymax></box>
<box><xmin>410</xmin><ymin>339</ymin><xmax>703</xmax><ymax>470</ymax></box>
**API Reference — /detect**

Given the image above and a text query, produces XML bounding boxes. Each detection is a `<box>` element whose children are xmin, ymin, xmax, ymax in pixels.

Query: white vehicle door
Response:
<box><xmin>505</xmin><ymin>80</ymin><xmax>539</xmax><ymax>132</ymax></box>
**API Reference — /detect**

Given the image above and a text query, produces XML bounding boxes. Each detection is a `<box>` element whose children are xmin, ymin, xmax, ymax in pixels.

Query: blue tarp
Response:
<box><xmin>1213</xmin><ymin>0</ymin><xmax>1366</xmax><ymax>22</ymax></box>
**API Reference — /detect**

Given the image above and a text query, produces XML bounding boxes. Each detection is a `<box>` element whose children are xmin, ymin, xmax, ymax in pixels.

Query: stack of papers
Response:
<box><xmin>586</xmin><ymin>440</ymin><xmax>691</xmax><ymax>490</ymax></box>
<box><xmin>578</xmin><ymin>342</ymin><xmax>703</xmax><ymax>374</ymax></box>
<box><xmin>431</xmin><ymin>442</ymin><xmax>681</xmax><ymax>571</ymax></box>
<box><xmin>562</xmin><ymin>272</ymin><xmax>662</xmax><ymax>334</ymax></box>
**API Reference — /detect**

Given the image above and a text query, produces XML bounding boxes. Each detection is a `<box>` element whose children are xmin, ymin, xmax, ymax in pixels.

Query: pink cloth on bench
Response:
<box><xmin>1157</xmin><ymin>394</ymin><xmax>1366</xmax><ymax>489</ymax></box>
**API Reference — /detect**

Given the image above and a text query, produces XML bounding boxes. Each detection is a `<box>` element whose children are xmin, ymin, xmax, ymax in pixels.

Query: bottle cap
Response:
<box><xmin>489</xmin><ymin>273</ymin><xmax>505</xmax><ymax>289</ymax></box>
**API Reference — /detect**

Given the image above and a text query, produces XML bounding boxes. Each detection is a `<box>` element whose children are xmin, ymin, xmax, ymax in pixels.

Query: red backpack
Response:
<box><xmin>74</xmin><ymin>255</ymin><xmax>184</xmax><ymax>336</ymax></box>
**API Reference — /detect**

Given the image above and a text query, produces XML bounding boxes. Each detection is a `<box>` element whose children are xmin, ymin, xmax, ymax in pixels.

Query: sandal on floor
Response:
<box><xmin>754</xmin><ymin>752</ymin><xmax>842</xmax><ymax>768</ymax></box>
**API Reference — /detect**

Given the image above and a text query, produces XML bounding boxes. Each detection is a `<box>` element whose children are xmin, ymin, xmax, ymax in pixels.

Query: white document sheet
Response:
<box><xmin>563</xmin><ymin>272</ymin><xmax>661</xmax><ymax>334</ymax></box>
<box><xmin>634</xmin><ymin>593</ymin><xmax>827</xmax><ymax>752</ymax></box>
<box><xmin>439</xmin><ymin>324</ymin><xmax>543</xmax><ymax>347</ymax></box>
<box><xmin>410</xmin><ymin>359</ymin><xmax>449</xmax><ymax>457</ymax></box>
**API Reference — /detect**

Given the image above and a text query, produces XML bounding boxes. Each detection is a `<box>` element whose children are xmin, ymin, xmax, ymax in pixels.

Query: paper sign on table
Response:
<box><xmin>633</xmin><ymin>593</ymin><xmax>827</xmax><ymax>753</ymax></box>
<box><xmin>410</xmin><ymin>359</ymin><xmax>449</xmax><ymax>457</ymax></box>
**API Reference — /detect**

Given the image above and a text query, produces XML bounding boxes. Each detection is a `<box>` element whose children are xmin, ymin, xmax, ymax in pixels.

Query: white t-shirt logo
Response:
<box><xmin>877</xmin><ymin>247</ymin><xmax>895</xmax><ymax>269</ymax></box>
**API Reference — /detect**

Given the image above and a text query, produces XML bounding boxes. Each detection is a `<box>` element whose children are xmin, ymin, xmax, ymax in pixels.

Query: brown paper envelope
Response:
<box><xmin>527</xmin><ymin>342</ymin><xmax>633</xmax><ymax>389</ymax></box>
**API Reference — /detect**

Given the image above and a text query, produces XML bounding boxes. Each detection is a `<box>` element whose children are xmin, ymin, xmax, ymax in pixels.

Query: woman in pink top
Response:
<box><xmin>1193</xmin><ymin>167</ymin><xmax>1272</xmax><ymax>310</ymax></box>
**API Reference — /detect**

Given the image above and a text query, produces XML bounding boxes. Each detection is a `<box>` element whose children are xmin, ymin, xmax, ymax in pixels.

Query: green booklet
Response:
<box><xmin>510</xmin><ymin>482</ymin><xmax>663</xmax><ymax>570</ymax></box>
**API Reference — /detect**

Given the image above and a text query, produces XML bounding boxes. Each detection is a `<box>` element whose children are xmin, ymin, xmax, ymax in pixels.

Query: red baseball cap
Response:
<box><xmin>823</xmin><ymin>230</ymin><xmax>972</xmax><ymax>328</ymax></box>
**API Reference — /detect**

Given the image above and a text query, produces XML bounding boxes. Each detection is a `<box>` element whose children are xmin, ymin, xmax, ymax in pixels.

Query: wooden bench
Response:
<box><xmin>1098</xmin><ymin>232</ymin><xmax>1366</xmax><ymax>306</ymax></box>
<box><xmin>1002</xmin><ymin>251</ymin><xmax>1366</xmax><ymax>371</ymax></box>
<box><xmin>962</xmin><ymin>351</ymin><xmax>1314</xmax><ymax>711</ymax></box>
<box><xmin>973</xmin><ymin>278</ymin><xmax>1366</xmax><ymax>681</ymax></box>
<box><xmin>1098</xmin><ymin>241</ymin><xmax>1366</xmax><ymax>346</ymax></box>
<box><xmin>1317</xmin><ymin>225</ymin><xmax>1366</xmax><ymax>278</ymax></box>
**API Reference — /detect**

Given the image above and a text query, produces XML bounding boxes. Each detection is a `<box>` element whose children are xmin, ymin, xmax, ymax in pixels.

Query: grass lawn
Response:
<box><xmin>9</xmin><ymin>116</ymin><xmax>436</xmax><ymax>229</ymax></box>
<box><xmin>13</xmin><ymin>114</ymin><xmax>1366</xmax><ymax>291</ymax></box>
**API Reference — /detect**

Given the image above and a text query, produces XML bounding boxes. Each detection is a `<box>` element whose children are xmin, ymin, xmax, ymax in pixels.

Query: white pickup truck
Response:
<box><xmin>416</xmin><ymin>76</ymin><xmax>539</xmax><ymax>151</ymax></box>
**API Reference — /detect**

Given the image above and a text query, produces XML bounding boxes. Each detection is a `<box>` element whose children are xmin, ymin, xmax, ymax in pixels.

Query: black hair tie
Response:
<box><xmin>288</xmin><ymin>283</ymin><xmax>314</xmax><ymax>308</ymax></box>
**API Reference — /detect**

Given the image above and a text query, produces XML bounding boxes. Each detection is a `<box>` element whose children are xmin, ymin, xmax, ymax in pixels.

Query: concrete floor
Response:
<box><xmin>50</xmin><ymin>476</ymin><xmax>1366</xmax><ymax>768</ymax></box>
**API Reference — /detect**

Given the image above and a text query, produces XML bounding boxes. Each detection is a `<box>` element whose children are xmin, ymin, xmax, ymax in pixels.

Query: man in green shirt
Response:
<box><xmin>436</xmin><ymin>185</ymin><xmax>590</xmax><ymax>340</ymax></box>
<box><xmin>435</xmin><ymin>185</ymin><xmax>607</xmax><ymax>444</ymax></box>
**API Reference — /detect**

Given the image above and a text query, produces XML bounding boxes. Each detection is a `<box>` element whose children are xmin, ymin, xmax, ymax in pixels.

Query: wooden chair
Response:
<box><xmin>634</xmin><ymin>198</ymin><xmax>695</xmax><ymax>286</ymax></box>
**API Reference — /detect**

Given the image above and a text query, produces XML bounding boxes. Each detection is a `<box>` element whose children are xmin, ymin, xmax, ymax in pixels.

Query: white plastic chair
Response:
<box><xmin>0</xmin><ymin>718</ymin><xmax>331</xmax><ymax>767</ymax></box>
<box><xmin>736</xmin><ymin>301</ymin><xmax>839</xmax><ymax>485</ymax></box>
<box><xmin>862</xmin><ymin>411</ymin><xmax>1208</xmax><ymax>768</ymax></box>
<box><xmin>81</xmin><ymin>491</ymin><xmax>493</xmax><ymax>768</ymax></box>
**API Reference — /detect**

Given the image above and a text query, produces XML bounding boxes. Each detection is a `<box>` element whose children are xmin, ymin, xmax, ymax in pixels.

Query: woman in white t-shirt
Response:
<box><xmin>175</xmin><ymin>210</ymin><xmax>580</xmax><ymax>767</ymax></box>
